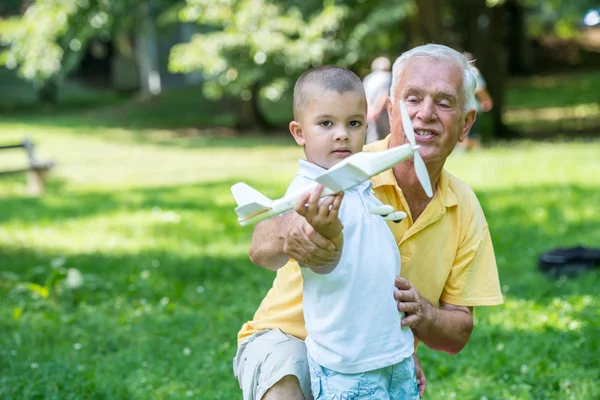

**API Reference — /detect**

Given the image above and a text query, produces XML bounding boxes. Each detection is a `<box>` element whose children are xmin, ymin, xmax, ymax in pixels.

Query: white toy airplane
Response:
<box><xmin>231</xmin><ymin>101</ymin><xmax>433</xmax><ymax>226</ymax></box>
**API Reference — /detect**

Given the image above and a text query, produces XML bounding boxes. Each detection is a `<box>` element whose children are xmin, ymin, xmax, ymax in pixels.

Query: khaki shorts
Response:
<box><xmin>233</xmin><ymin>329</ymin><xmax>312</xmax><ymax>400</ymax></box>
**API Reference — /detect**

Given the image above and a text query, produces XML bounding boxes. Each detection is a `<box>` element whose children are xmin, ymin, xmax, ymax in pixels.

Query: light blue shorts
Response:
<box><xmin>308</xmin><ymin>354</ymin><xmax>419</xmax><ymax>400</ymax></box>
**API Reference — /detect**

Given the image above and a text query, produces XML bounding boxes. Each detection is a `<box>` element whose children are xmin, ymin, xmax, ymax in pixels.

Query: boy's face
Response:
<box><xmin>290</xmin><ymin>88</ymin><xmax>367</xmax><ymax>170</ymax></box>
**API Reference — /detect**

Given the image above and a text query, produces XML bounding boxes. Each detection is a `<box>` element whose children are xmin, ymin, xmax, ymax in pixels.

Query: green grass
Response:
<box><xmin>1</xmin><ymin>119</ymin><xmax>599</xmax><ymax>399</ymax></box>
<box><xmin>502</xmin><ymin>70</ymin><xmax>600</xmax><ymax>135</ymax></box>
<box><xmin>1</xmin><ymin>67</ymin><xmax>600</xmax><ymax>399</ymax></box>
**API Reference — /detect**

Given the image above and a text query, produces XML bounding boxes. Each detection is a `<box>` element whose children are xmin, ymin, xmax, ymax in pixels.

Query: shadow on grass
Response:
<box><xmin>0</xmin><ymin>179</ymin><xmax>242</xmax><ymax>224</ymax></box>
<box><xmin>0</xmin><ymin>245</ymin><xmax>271</xmax><ymax>399</ymax></box>
<box><xmin>1</xmin><ymin>180</ymin><xmax>598</xmax><ymax>294</ymax></box>
<box><xmin>0</xmin><ymin>84</ymin><xmax>293</xmax><ymax>134</ymax></box>
<box><xmin>0</xmin><ymin>176</ymin><xmax>273</xmax><ymax>398</ymax></box>
<box><xmin>418</xmin><ymin>318</ymin><xmax>599</xmax><ymax>399</ymax></box>
<box><xmin>476</xmin><ymin>184</ymin><xmax>600</xmax><ymax>299</ymax></box>
<box><xmin>1</xmin><ymin>179</ymin><xmax>599</xmax><ymax>398</ymax></box>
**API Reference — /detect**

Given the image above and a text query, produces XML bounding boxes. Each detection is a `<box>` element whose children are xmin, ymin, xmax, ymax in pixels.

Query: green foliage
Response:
<box><xmin>169</xmin><ymin>0</ymin><xmax>412</xmax><ymax>101</ymax></box>
<box><xmin>0</xmin><ymin>0</ymin><xmax>175</xmax><ymax>86</ymax></box>
<box><xmin>518</xmin><ymin>0</ymin><xmax>598</xmax><ymax>38</ymax></box>
<box><xmin>0</xmin><ymin>0</ymin><xmax>112</xmax><ymax>85</ymax></box>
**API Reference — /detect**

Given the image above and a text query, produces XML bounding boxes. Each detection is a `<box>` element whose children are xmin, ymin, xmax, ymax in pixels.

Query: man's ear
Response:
<box><xmin>289</xmin><ymin>121</ymin><xmax>305</xmax><ymax>146</ymax></box>
<box><xmin>458</xmin><ymin>109</ymin><xmax>477</xmax><ymax>143</ymax></box>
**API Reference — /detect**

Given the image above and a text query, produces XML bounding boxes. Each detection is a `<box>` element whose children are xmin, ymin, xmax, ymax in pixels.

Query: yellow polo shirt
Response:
<box><xmin>238</xmin><ymin>135</ymin><xmax>503</xmax><ymax>345</ymax></box>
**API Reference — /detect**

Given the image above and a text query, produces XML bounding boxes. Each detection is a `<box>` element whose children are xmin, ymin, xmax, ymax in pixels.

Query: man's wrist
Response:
<box><xmin>415</xmin><ymin>297</ymin><xmax>436</xmax><ymax>331</ymax></box>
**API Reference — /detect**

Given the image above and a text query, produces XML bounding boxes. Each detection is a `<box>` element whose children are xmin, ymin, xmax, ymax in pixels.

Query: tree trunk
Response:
<box><xmin>112</xmin><ymin>32</ymin><xmax>140</xmax><ymax>94</ymax></box>
<box><xmin>38</xmin><ymin>80</ymin><xmax>58</xmax><ymax>103</ymax></box>
<box><xmin>466</xmin><ymin>3</ymin><xmax>517</xmax><ymax>139</ymax></box>
<box><xmin>485</xmin><ymin>5</ymin><xmax>517</xmax><ymax>139</ymax></box>
<box><xmin>236</xmin><ymin>83</ymin><xmax>272</xmax><ymax>131</ymax></box>
<box><xmin>135</xmin><ymin>3</ymin><xmax>161</xmax><ymax>98</ymax></box>
<box><xmin>415</xmin><ymin>0</ymin><xmax>442</xmax><ymax>44</ymax></box>
<box><xmin>506</xmin><ymin>0</ymin><xmax>533</xmax><ymax>74</ymax></box>
<box><xmin>236</xmin><ymin>95</ymin><xmax>258</xmax><ymax>131</ymax></box>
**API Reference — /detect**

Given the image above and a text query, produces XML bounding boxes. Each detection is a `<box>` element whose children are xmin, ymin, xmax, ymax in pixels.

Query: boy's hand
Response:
<box><xmin>294</xmin><ymin>185</ymin><xmax>344</xmax><ymax>244</ymax></box>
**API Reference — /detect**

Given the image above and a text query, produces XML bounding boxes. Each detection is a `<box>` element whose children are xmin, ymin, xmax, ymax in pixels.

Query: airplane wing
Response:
<box><xmin>231</xmin><ymin>182</ymin><xmax>273</xmax><ymax>220</ymax></box>
<box><xmin>234</xmin><ymin>202</ymin><xmax>271</xmax><ymax>220</ymax></box>
<box><xmin>315</xmin><ymin>163</ymin><xmax>371</xmax><ymax>193</ymax></box>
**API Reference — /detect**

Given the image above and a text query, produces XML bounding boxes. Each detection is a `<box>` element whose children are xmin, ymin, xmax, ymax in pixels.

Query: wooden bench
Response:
<box><xmin>0</xmin><ymin>138</ymin><xmax>55</xmax><ymax>196</ymax></box>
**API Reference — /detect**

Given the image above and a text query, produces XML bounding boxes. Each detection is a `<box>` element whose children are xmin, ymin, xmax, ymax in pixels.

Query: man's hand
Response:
<box><xmin>283</xmin><ymin>219</ymin><xmax>343</xmax><ymax>268</ymax></box>
<box><xmin>294</xmin><ymin>185</ymin><xmax>344</xmax><ymax>242</ymax></box>
<box><xmin>394</xmin><ymin>276</ymin><xmax>432</xmax><ymax>328</ymax></box>
<box><xmin>394</xmin><ymin>276</ymin><xmax>474</xmax><ymax>354</ymax></box>
<box><xmin>413</xmin><ymin>353</ymin><xmax>426</xmax><ymax>399</ymax></box>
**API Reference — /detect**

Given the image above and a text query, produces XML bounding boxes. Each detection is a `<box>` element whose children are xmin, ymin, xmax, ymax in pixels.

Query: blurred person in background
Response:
<box><xmin>364</xmin><ymin>56</ymin><xmax>392</xmax><ymax>144</ymax></box>
<box><xmin>456</xmin><ymin>52</ymin><xmax>493</xmax><ymax>151</ymax></box>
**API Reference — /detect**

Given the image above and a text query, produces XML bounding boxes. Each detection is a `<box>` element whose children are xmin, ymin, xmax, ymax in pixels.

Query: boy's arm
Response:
<box><xmin>294</xmin><ymin>186</ymin><xmax>344</xmax><ymax>274</ymax></box>
<box><xmin>248</xmin><ymin>187</ymin><xmax>344</xmax><ymax>271</ymax></box>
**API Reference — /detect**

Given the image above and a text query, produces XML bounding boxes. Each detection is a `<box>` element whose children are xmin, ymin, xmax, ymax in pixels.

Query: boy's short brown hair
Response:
<box><xmin>293</xmin><ymin>66</ymin><xmax>365</xmax><ymax>120</ymax></box>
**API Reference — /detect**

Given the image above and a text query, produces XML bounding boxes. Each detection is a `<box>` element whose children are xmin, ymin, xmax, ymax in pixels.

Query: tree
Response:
<box><xmin>169</xmin><ymin>0</ymin><xmax>413</xmax><ymax>130</ymax></box>
<box><xmin>446</xmin><ymin>0</ymin><xmax>597</xmax><ymax>139</ymax></box>
<box><xmin>415</xmin><ymin>0</ymin><xmax>442</xmax><ymax>44</ymax></box>
<box><xmin>0</xmin><ymin>0</ymin><xmax>175</xmax><ymax>102</ymax></box>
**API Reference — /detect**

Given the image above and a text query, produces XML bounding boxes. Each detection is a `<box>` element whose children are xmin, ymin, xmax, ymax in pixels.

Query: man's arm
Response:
<box><xmin>248</xmin><ymin>213</ymin><xmax>299</xmax><ymax>270</ymax></box>
<box><xmin>394</xmin><ymin>277</ymin><xmax>474</xmax><ymax>354</ymax></box>
<box><xmin>248</xmin><ymin>186</ymin><xmax>344</xmax><ymax>271</ymax></box>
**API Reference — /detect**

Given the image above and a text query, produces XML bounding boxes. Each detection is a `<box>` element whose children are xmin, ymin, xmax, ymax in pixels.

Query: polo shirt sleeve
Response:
<box><xmin>440</xmin><ymin>200</ymin><xmax>504</xmax><ymax>307</ymax></box>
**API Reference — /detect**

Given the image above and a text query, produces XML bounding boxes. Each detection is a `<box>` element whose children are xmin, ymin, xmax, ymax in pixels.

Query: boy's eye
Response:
<box><xmin>349</xmin><ymin>121</ymin><xmax>362</xmax><ymax>127</ymax></box>
<box><xmin>320</xmin><ymin>121</ymin><xmax>333</xmax><ymax>127</ymax></box>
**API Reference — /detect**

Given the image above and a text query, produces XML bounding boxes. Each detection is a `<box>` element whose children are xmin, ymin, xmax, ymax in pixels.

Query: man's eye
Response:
<box><xmin>438</xmin><ymin>101</ymin><xmax>451</xmax><ymax>108</ymax></box>
<box><xmin>320</xmin><ymin>121</ymin><xmax>333</xmax><ymax>127</ymax></box>
<box><xmin>406</xmin><ymin>96</ymin><xmax>419</xmax><ymax>103</ymax></box>
<box><xmin>349</xmin><ymin>121</ymin><xmax>362</xmax><ymax>127</ymax></box>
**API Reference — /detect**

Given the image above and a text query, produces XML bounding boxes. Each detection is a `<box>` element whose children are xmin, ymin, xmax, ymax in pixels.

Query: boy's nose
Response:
<box><xmin>334</xmin><ymin>127</ymin><xmax>350</xmax><ymax>141</ymax></box>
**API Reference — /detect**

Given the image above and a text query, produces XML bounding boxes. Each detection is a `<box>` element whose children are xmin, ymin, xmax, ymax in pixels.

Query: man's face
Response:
<box><xmin>290</xmin><ymin>89</ymin><xmax>367</xmax><ymax>170</ymax></box>
<box><xmin>388</xmin><ymin>58</ymin><xmax>475</xmax><ymax>165</ymax></box>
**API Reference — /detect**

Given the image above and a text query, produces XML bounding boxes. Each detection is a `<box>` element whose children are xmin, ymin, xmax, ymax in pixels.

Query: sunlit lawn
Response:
<box><xmin>1</xmin><ymin>67</ymin><xmax>600</xmax><ymax>399</ymax></box>
<box><xmin>1</xmin><ymin>120</ymin><xmax>599</xmax><ymax>400</ymax></box>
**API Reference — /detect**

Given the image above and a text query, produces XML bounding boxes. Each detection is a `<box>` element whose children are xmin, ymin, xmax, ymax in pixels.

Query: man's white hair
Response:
<box><xmin>390</xmin><ymin>44</ymin><xmax>478</xmax><ymax>113</ymax></box>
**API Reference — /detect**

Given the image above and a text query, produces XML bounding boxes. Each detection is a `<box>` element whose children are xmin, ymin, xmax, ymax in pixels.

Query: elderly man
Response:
<box><xmin>233</xmin><ymin>44</ymin><xmax>503</xmax><ymax>400</ymax></box>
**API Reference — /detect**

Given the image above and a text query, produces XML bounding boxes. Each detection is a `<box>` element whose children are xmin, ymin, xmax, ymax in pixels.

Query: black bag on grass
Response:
<box><xmin>538</xmin><ymin>246</ymin><xmax>600</xmax><ymax>278</ymax></box>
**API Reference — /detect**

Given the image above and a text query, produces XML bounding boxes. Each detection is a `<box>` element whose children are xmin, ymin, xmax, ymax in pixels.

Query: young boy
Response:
<box><xmin>286</xmin><ymin>65</ymin><xmax>418</xmax><ymax>399</ymax></box>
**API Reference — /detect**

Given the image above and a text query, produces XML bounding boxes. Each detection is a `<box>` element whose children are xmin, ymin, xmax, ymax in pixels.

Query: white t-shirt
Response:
<box><xmin>287</xmin><ymin>160</ymin><xmax>414</xmax><ymax>374</ymax></box>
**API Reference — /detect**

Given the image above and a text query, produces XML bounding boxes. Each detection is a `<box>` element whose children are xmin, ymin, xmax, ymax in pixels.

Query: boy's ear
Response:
<box><xmin>289</xmin><ymin>121</ymin><xmax>305</xmax><ymax>146</ymax></box>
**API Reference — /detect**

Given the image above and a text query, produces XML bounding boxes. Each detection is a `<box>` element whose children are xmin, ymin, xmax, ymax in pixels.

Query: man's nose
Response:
<box><xmin>416</xmin><ymin>98</ymin><xmax>436</xmax><ymax>121</ymax></box>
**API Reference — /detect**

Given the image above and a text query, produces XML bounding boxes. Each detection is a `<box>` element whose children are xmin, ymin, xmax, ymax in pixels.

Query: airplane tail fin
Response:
<box><xmin>231</xmin><ymin>182</ymin><xmax>273</xmax><ymax>220</ymax></box>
